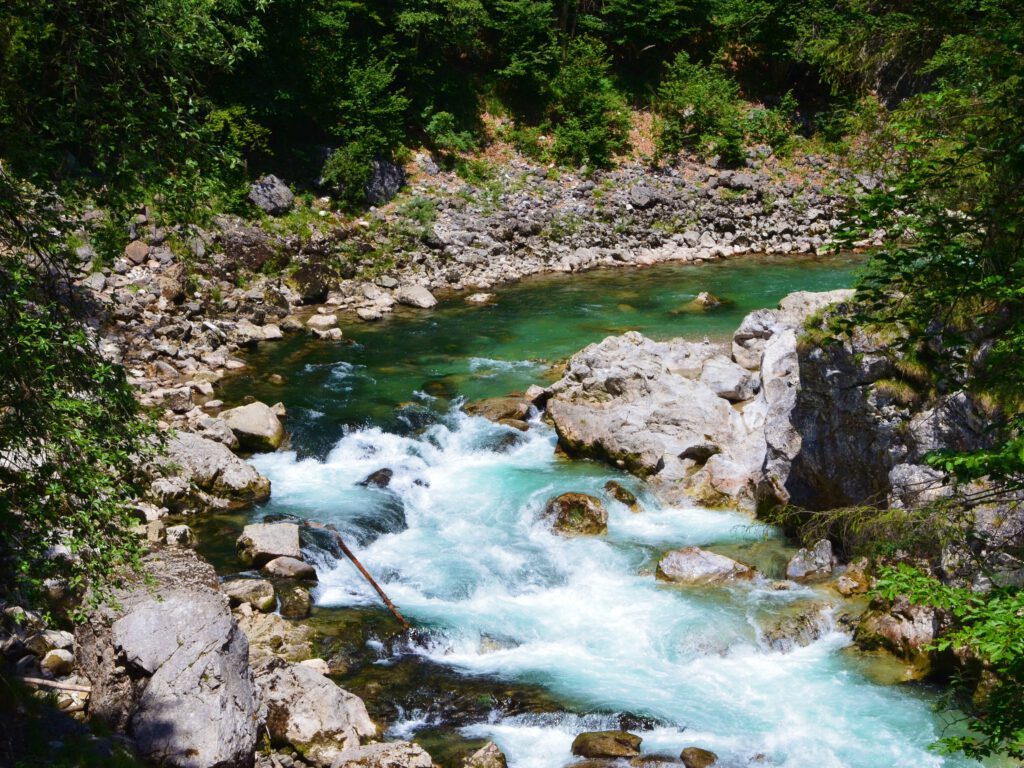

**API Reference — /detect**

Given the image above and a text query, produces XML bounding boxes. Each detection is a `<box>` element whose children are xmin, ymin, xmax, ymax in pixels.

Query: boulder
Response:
<box><xmin>681</xmin><ymin>747</ymin><xmax>718</xmax><ymax>768</ymax></box>
<box><xmin>41</xmin><ymin>648</ymin><xmax>75</xmax><ymax>677</ymax></box>
<box><xmin>699</xmin><ymin>356</ymin><xmax>759</xmax><ymax>402</ymax></box>
<box><xmin>238</xmin><ymin>523</ymin><xmax>302</xmax><ymax>567</ymax></box>
<box><xmin>75</xmin><ymin>549</ymin><xmax>261</xmax><ymax>768</ymax></box>
<box><xmin>571</xmin><ymin>731</ymin><xmax>642</xmax><ymax>759</ymax></box>
<box><xmin>222</xmin><ymin>578</ymin><xmax>277</xmax><ymax>612</ymax></box>
<box><xmin>656</xmin><ymin>547</ymin><xmax>752</xmax><ymax>585</ymax></box>
<box><xmin>394</xmin><ymin>284</ymin><xmax>438</xmax><ymax>309</ymax></box>
<box><xmin>278</xmin><ymin>586</ymin><xmax>312</xmax><ymax>619</ymax></box>
<box><xmin>854</xmin><ymin>595</ymin><xmax>942</xmax><ymax>678</ymax></box>
<box><xmin>290</xmin><ymin>263</ymin><xmax>336</xmax><ymax>305</ymax></box>
<box><xmin>604</xmin><ymin>480</ymin><xmax>639</xmax><ymax>510</ymax></box>
<box><xmin>542</xmin><ymin>492</ymin><xmax>608</xmax><ymax>536</ymax></box>
<box><xmin>330</xmin><ymin>741</ymin><xmax>433</xmax><ymax>768</ymax></box>
<box><xmin>249</xmin><ymin>175</ymin><xmax>295</xmax><ymax>216</ymax></box>
<box><xmin>760</xmin><ymin>603</ymin><xmax>833</xmax><ymax>653</ymax></box>
<box><xmin>364</xmin><ymin>158</ymin><xmax>406</xmax><ymax>206</ymax></box>
<box><xmin>307</xmin><ymin>314</ymin><xmax>339</xmax><ymax>331</ymax></box>
<box><xmin>785</xmin><ymin>539</ymin><xmax>836</xmax><ymax>581</ymax></box>
<box><xmin>255</xmin><ymin>657</ymin><xmax>375</xmax><ymax>767</ymax></box>
<box><xmin>358</xmin><ymin>468</ymin><xmax>394</xmax><ymax>489</ymax></box>
<box><xmin>124</xmin><ymin>240</ymin><xmax>150</xmax><ymax>265</ymax></box>
<box><xmin>263</xmin><ymin>556</ymin><xmax>318</xmax><ymax>580</ymax></box>
<box><xmin>219</xmin><ymin>401</ymin><xmax>286</xmax><ymax>452</ymax></box>
<box><xmin>157</xmin><ymin>432</ymin><xmax>271</xmax><ymax>511</ymax></box>
<box><xmin>235</xmin><ymin>611</ymin><xmax>314</xmax><ymax>664</ymax></box>
<box><xmin>465</xmin><ymin>742</ymin><xmax>507</xmax><ymax>768</ymax></box>
<box><xmin>165</xmin><ymin>524</ymin><xmax>196</xmax><ymax>548</ymax></box>
<box><xmin>219</xmin><ymin>222</ymin><xmax>279</xmax><ymax>273</ymax></box>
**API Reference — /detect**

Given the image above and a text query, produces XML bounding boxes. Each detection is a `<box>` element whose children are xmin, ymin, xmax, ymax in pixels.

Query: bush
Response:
<box><xmin>424</xmin><ymin>111</ymin><xmax>477</xmax><ymax>154</ymax></box>
<box><xmin>743</xmin><ymin>91</ymin><xmax>798</xmax><ymax>153</ymax></box>
<box><xmin>655</xmin><ymin>52</ymin><xmax>746</xmax><ymax>165</ymax></box>
<box><xmin>549</xmin><ymin>37</ymin><xmax>630</xmax><ymax>167</ymax></box>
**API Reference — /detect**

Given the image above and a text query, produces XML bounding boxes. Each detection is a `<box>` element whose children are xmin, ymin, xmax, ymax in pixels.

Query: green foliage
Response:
<box><xmin>424</xmin><ymin>111</ymin><xmax>477</xmax><ymax>155</ymax></box>
<box><xmin>0</xmin><ymin>170</ymin><xmax>159</xmax><ymax>614</ymax></box>
<box><xmin>549</xmin><ymin>37</ymin><xmax>630</xmax><ymax>167</ymax></box>
<box><xmin>743</xmin><ymin>91</ymin><xmax>798</xmax><ymax>153</ymax></box>
<box><xmin>655</xmin><ymin>52</ymin><xmax>745</xmax><ymax>165</ymax></box>
<box><xmin>875</xmin><ymin>565</ymin><xmax>1024</xmax><ymax>759</ymax></box>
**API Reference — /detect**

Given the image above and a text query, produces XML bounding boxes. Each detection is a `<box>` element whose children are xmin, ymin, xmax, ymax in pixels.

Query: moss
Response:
<box><xmin>873</xmin><ymin>378</ymin><xmax>922</xmax><ymax>407</ymax></box>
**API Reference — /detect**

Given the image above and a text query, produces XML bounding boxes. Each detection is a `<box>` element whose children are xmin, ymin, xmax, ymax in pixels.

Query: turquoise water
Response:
<box><xmin>226</xmin><ymin>254</ymin><xmax>986</xmax><ymax>768</ymax></box>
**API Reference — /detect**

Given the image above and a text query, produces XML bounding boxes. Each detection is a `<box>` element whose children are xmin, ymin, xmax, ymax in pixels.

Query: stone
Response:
<box><xmin>75</xmin><ymin>549</ymin><xmax>260</xmax><ymax>768</ymax></box>
<box><xmin>363</xmin><ymin>158</ymin><xmax>407</xmax><ymax>206</ymax></box>
<box><xmin>278</xmin><ymin>586</ymin><xmax>312</xmax><ymax>619</ymax></box>
<box><xmin>249</xmin><ymin>175</ymin><xmax>295</xmax><ymax>216</ymax></box>
<box><xmin>604</xmin><ymin>480</ymin><xmax>639</xmax><ymax>509</ymax></box>
<box><xmin>41</xmin><ymin>648</ymin><xmax>75</xmax><ymax>677</ymax></box>
<box><xmin>235</xmin><ymin>611</ymin><xmax>314</xmax><ymax>664</ymax></box>
<box><xmin>394</xmin><ymin>284</ymin><xmax>438</xmax><ymax>309</ymax></box>
<box><xmin>785</xmin><ymin>539</ymin><xmax>835</xmax><ymax>581</ymax></box>
<box><xmin>656</xmin><ymin>547</ymin><xmax>752</xmax><ymax>585</ymax></box>
<box><xmin>465</xmin><ymin>741</ymin><xmax>507</xmax><ymax>768</ymax></box>
<box><xmin>222</xmin><ymin>578</ymin><xmax>277</xmax><ymax>612</ymax></box>
<box><xmin>358</xmin><ymin>468</ymin><xmax>394</xmax><ymax>489</ymax></box>
<box><xmin>466</xmin><ymin>292</ymin><xmax>495</xmax><ymax>304</ymax></box>
<box><xmin>299</xmin><ymin>658</ymin><xmax>332</xmax><ymax>676</ymax></box>
<box><xmin>681</xmin><ymin>747</ymin><xmax>718</xmax><ymax>768</ymax></box>
<box><xmin>146</xmin><ymin>519</ymin><xmax>167</xmax><ymax>544</ymax></box>
<box><xmin>219</xmin><ymin>401</ymin><xmax>286</xmax><ymax>452</ymax></box>
<box><xmin>331</xmin><ymin>741</ymin><xmax>432</xmax><ymax>768</ymax></box>
<box><xmin>290</xmin><ymin>263</ymin><xmax>335</xmax><ymax>304</ymax></box>
<box><xmin>854</xmin><ymin>596</ymin><xmax>941</xmax><ymax>678</ymax></box>
<box><xmin>255</xmin><ymin>657</ymin><xmax>375</xmax><ymax>767</ymax></box>
<box><xmin>238</xmin><ymin>523</ymin><xmax>302</xmax><ymax>567</ymax></box>
<box><xmin>158</xmin><ymin>432</ymin><xmax>271</xmax><ymax>511</ymax></box>
<box><xmin>263</xmin><ymin>556</ymin><xmax>318</xmax><ymax>580</ymax></box>
<box><xmin>124</xmin><ymin>240</ymin><xmax>150</xmax><ymax>265</ymax></box>
<box><xmin>165</xmin><ymin>523</ymin><xmax>196</xmax><ymax>548</ymax></box>
<box><xmin>542</xmin><ymin>492</ymin><xmax>608</xmax><ymax>536</ymax></box>
<box><xmin>571</xmin><ymin>731</ymin><xmax>642</xmax><ymax>759</ymax></box>
<box><xmin>307</xmin><ymin>313</ymin><xmax>339</xmax><ymax>331</ymax></box>
<box><xmin>700</xmin><ymin>355</ymin><xmax>760</xmax><ymax>402</ymax></box>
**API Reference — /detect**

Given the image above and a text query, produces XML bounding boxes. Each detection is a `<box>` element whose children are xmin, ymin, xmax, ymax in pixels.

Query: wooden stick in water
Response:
<box><xmin>305</xmin><ymin>521</ymin><xmax>411</xmax><ymax>631</ymax></box>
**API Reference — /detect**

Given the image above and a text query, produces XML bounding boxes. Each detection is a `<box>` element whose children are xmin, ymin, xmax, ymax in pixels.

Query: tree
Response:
<box><xmin>0</xmin><ymin>168</ymin><xmax>158</xmax><ymax>613</ymax></box>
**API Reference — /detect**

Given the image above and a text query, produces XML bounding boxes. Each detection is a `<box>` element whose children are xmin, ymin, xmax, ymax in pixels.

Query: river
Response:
<box><xmin>205</xmin><ymin>254</ymin><xmax>986</xmax><ymax>768</ymax></box>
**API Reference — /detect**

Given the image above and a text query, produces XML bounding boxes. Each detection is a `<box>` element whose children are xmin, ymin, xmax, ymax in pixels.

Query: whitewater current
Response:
<box><xmin>250</xmin><ymin>402</ymin><xmax>978</xmax><ymax>768</ymax></box>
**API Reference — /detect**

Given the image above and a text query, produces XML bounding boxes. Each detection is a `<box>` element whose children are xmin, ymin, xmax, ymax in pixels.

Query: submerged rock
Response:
<box><xmin>571</xmin><ymin>730</ymin><xmax>642</xmax><ymax>759</ymax></box>
<box><xmin>656</xmin><ymin>547</ymin><xmax>752</xmax><ymax>585</ymax></box>
<box><xmin>358</xmin><ymin>468</ymin><xmax>394</xmax><ymax>488</ymax></box>
<box><xmin>255</xmin><ymin>657</ymin><xmax>375</xmax><ymax>767</ymax></box>
<box><xmin>543</xmin><ymin>492</ymin><xmax>608</xmax><ymax>536</ymax></box>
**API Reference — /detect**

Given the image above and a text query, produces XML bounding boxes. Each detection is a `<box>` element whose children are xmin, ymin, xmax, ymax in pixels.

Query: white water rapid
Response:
<box><xmin>251</xmin><ymin>406</ymin><xmax>978</xmax><ymax>768</ymax></box>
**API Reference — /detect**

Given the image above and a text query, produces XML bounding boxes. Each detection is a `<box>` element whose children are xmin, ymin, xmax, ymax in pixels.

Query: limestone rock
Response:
<box><xmin>330</xmin><ymin>741</ymin><xmax>433</xmax><ymax>768</ymax></box>
<box><xmin>75</xmin><ymin>549</ymin><xmax>260</xmax><ymax>768</ymax></box>
<box><xmin>219</xmin><ymin>401</ymin><xmax>286</xmax><ymax>452</ymax></box>
<box><xmin>222</xmin><ymin>578</ymin><xmax>277</xmax><ymax>612</ymax></box>
<box><xmin>854</xmin><ymin>596</ymin><xmax>942</xmax><ymax>678</ymax></box>
<box><xmin>656</xmin><ymin>547</ymin><xmax>752</xmax><ymax>585</ymax></box>
<box><xmin>249</xmin><ymin>175</ymin><xmax>295</xmax><ymax>216</ymax></box>
<box><xmin>681</xmin><ymin>747</ymin><xmax>718</xmax><ymax>768</ymax></box>
<box><xmin>542</xmin><ymin>492</ymin><xmax>608</xmax><ymax>536</ymax></box>
<box><xmin>255</xmin><ymin>657</ymin><xmax>375</xmax><ymax>767</ymax></box>
<box><xmin>157</xmin><ymin>432</ymin><xmax>271</xmax><ymax>511</ymax></box>
<box><xmin>785</xmin><ymin>539</ymin><xmax>835</xmax><ymax>581</ymax></box>
<box><xmin>165</xmin><ymin>524</ymin><xmax>196</xmax><ymax>548</ymax></box>
<box><xmin>699</xmin><ymin>355</ymin><xmax>759</xmax><ymax>402</ymax></box>
<box><xmin>124</xmin><ymin>240</ymin><xmax>150</xmax><ymax>265</ymax></box>
<box><xmin>394</xmin><ymin>284</ymin><xmax>438</xmax><ymax>309</ymax></box>
<box><xmin>604</xmin><ymin>480</ymin><xmax>639</xmax><ymax>510</ymax></box>
<box><xmin>465</xmin><ymin>741</ymin><xmax>507</xmax><ymax>768</ymax></box>
<box><xmin>364</xmin><ymin>158</ymin><xmax>406</xmax><ymax>206</ymax></box>
<box><xmin>307</xmin><ymin>313</ymin><xmax>339</xmax><ymax>331</ymax></box>
<box><xmin>571</xmin><ymin>731</ymin><xmax>642</xmax><ymax>759</ymax></box>
<box><xmin>263</xmin><ymin>556</ymin><xmax>317</xmax><ymax>580</ymax></box>
<box><xmin>238</xmin><ymin>523</ymin><xmax>302</xmax><ymax>567</ymax></box>
<box><xmin>235</xmin><ymin>611</ymin><xmax>314</xmax><ymax>664</ymax></box>
<box><xmin>41</xmin><ymin>648</ymin><xmax>75</xmax><ymax>677</ymax></box>
<box><xmin>278</xmin><ymin>586</ymin><xmax>313</xmax><ymax>619</ymax></box>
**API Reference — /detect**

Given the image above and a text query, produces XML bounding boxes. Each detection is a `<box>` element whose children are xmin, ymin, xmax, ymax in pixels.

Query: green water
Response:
<box><xmin>222</xmin><ymin>252</ymin><xmax>862</xmax><ymax>451</ymax></box>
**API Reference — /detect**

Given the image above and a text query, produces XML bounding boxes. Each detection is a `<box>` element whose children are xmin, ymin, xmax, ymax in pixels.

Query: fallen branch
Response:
<box><xmin>305</xmin><ymin>521</ymin><xmax>411</xmax><ymax>631</ymax></box>
<box><xmin>19</xmin><ymin>676</ymin><xmax>92</xmax><ymax>693</ymax></box>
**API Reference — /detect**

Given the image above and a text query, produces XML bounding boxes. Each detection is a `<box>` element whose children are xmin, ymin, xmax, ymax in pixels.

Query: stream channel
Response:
<box><xmin>195</xmin><ymin>253</ymin><xmax>988</xmax><ymax>768</ymax></box>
